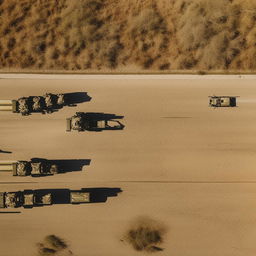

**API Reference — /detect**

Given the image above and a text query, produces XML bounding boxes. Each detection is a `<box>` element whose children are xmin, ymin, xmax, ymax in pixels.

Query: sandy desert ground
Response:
<box><xmin>1</xmin><ymin>0</ymin><xmax>256</xmax><ymax>73</ymax></box>
<box><xmin>0</xmin><ymin>77</ymin><xmax>256</xmax><ymax>255</ymax></box>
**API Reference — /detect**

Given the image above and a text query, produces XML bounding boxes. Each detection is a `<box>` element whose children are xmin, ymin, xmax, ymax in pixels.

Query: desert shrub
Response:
<box><xmin>124</xmin><ymin>7</ymin><xmax>170</xmax><ymax>69</ymax></box>
<box><xmin>124</xmin><ymin>216</ymin><xmax>167</xmax><ymax>252</ymax></box>
<box><xmin>7</xmin><ymin>37</ymin><xmax>16</xmax><ymax>49</ymax></box>
<box><xmin>21</xmin><ymin>55</ymin><xmax>35</xmax><ymax>68</ymax></box>
<box><xmin>176</xmin><ymin>0</ymin><xmax>230</xmax><ymax>50</ymax></box>
<box><xmin>34</xmin><ymin>41</ymin><xmax>46</xmax><ymax>53</ymax></box>
<box><xmin>38</xmin><ymin>247</ymin><xmax>56</xmax><ymax>256</ymax></box>
<box><xmin>129</xmin><ymin>8</ymin><xmax>166</xmax><ymax>36</ymax></box>
<box><xmin>36</xmin><ymin>234</ymin><xmax>72</xmax><ymax>256</ymax></box>
<box><xmin>159</xmin><ymin>63</ymin><xmax>170</xmax><ymax>70</ymax></box>
<box><xmin>44</xmin><ymin>235</ymin><xmax>67</xmax><ymax>250</ymax></box>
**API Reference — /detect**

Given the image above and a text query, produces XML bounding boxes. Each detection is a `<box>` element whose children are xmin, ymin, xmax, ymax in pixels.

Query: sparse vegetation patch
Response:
<box><xmin>36</xmin><ymin>234</ymin><xmax>73</xmax><ymax>256</ymax></box>
<box><xmin>123</xmin><ymin>216</ymin><xmax>167</xmax><ymax>253</ymax></box>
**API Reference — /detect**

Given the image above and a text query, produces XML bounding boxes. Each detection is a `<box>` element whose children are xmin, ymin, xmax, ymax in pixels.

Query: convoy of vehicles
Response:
<box><xmin>0</xmin><ymin>189</ymin><xmax>90</xmax><ymax>208</ymax></box>
<box><xmin>0</xmin><ymin>93</ymin><xmax>65</xmax><ymax>115</ymax></box>
<box><xmin>0</xmin><ymin>160</ymin><xmax>58</xmax><ymax>177</ymax></box>
<box><xmin>0</xmin><ymin>92</ymin><xmax>125</xmax><ymax>210</ymax></box>
<box><xmin>1</xmin><ymin>92</ymin><xmax>239</xmax><ymax>211</ymax></box>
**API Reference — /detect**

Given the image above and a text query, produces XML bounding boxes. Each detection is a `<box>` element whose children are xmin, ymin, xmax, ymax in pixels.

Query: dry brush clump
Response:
<box><xmin>1</xmin><ymin>0</ymin><xmax>256</xmax><ymax>71</ymax></box>
<box><xmin>54</xmin><ymin>0</ymin><xmax>121</xmax><ymax>69</ymax></box>
<box><xmin>36</xmin><ymin>235</ymin><xmax>73</xmax><ymax>256</ymax></box>
<box><xmin>173</xmin><ymin>0</ymin><xmax>256</xmax><ymax>70</ymax></box>
<box><xmin>123</xmin><ymin>7</ymin><xmax>172</xmax><ymax>69</ymax></box>
<box><xmin>123</xmin><ymin>216</ymin><xmax>167</xmax><ymax>252</ymax></box>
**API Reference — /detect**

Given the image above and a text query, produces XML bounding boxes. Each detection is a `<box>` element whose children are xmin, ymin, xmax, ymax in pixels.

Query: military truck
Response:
<box><xmin>209</xmin><ymin>96</ymin><xmax>238</xmax><ymax>107</ymax></box>
<box><xmin>0</xmin><ymin>190</ymin><xmax>51</xmax><ymax>208</ymax></box>
<box><xmin>66</xmin><ymin>112</ymin><xmax>124</xmax><ymax>132</ymax></box>
<box><xmin>0</xmin><ymin>160</ymin><xmax>58</xmax><ymax>177</ymax></box>
<box><xmin>0</xmin><ymin>189</ymin><xmax>90</xmax><ymax>208</ymax></box>
<box><xmin>0</xmin><ymin>93</ymin><xmax>65</xmax><ymax>115</ymax></box>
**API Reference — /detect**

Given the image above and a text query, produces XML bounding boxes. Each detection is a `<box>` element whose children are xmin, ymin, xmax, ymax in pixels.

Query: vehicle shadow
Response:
<box><xmin>30</xmin><ymin>158</ymin><xmax>91</xmax><ymax>173</ymax></box>
<box><xmin>84</xmin><ymin>112</ymin><xmax>124</xmax><ymax>121</ymax></box>
<box><xmin>81</xmin><ymin>187</ymin><xmax>122</xmax><ymax>203</ymax></box>
<box><xmin>33</xmin><ymin>187</ymin><xmax>122</xmax><ymax>204</ymax></box>
<box><xmin>73</xmin><ymin>112</ymin><xmax>125</xmax><ymax>132</ymax></box>
<box><xmin>64</xmin><ymin>92</ymin><xmax>92</xmax><ymax>106</ymax></box>
<box><xmin>0</xmin><ymin>149</ymin><xmax>12</xmax><ymax>154</ymax></box>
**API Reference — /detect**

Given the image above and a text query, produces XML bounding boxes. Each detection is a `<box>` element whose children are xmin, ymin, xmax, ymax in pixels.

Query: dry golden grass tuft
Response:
<box><xmin>36</xmin><ymin>235</ymin><xmax>73</xmax><ymax>256</ymax></box>
<box><xmin>123</xmin><ymin>216</ymin><xmax>167</xmax><ymax>252</ymax></box>
<box><xmin>1</xmin><ymin>0</ymin><xmax>256</xmax><ymax>72</ymax></box>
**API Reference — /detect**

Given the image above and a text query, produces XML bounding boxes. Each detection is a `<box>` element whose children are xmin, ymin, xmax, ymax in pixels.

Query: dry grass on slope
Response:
<box><xmin>1</xmin><ymin>0</ymin><xmax>256</xmax><ymax>72</ymax></box>
<box><xmin>173</xmin><ymin>0</ymin><xmax>256</xmax><ymax>70</ymax></box>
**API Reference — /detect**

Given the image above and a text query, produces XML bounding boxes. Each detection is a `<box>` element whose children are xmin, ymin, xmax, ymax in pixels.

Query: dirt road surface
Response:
<box><xmin>0</xmin><ymin>76</ymin><xmax>255</xmax><ymax>256</ymax></box>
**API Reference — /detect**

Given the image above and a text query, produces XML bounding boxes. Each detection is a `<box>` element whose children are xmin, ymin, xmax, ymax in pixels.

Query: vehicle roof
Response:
<box><xmin>24</xmin><ymin>194</ymin><xmax>33</xmax><ymax>205</ymax></box>
<box><xmin>70</xmin><ymin>192</ymin><xmax>90</xmax><ymax>203</ymax></box>
<box><xmin>209</xmin><ymin>96</ymin><xmax>239</xmax><ymax>98</ymax></box>
<box><xmin>0</xmin><ymin>192</ymin><xmax>5</xmax><ymax>208</ymax></box>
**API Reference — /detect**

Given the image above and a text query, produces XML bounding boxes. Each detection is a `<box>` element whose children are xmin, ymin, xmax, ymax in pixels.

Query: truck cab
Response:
<box><xmin>0</xmin><ymin>192</ymin><xmax>23</xmax><ymax>208</ymax></box>
<box><xmin>209</xmin><ymin>96</ymin><xmax>238</xmax><ymax>107</ymax></box>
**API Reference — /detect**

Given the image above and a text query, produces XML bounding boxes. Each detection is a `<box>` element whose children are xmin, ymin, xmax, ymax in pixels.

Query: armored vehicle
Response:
<box><xmin>66</xmin><ymin>112</ymin><xmax>124</xmax><ymax>132</ymax></box>
<box><xmin>0</xmin><ymin>93</ymin><xmax>65</xmax><ymax>115</ymax></box>
<box><xmin>0</xmin><ymin>160</ymin><xmax>58</xmax><ymax>177</ymax></box>
<box><xmin>209</xmin><ymin>96</ymin><xmax>238</xmax><ymax>107</ymax></box>
<box><xmin>0</xmin><ymin>189</ymin><xmax>90</xmax><ymax>208</ymax></box>
<box><xmin>0</xmin><ymin>190</ymin><xmax>52</xmax><ymax>208</ymax></box>
<box><xmin>44</xmin><ymin>93</ymin><xmax>64</xmax><ymax>113</ymax></box>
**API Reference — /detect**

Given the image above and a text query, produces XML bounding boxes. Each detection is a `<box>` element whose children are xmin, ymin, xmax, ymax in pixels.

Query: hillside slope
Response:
<box><xmin>1</xmin><ymin>0</ymin><xmax>256</xmax><ymax>72</ymax></box>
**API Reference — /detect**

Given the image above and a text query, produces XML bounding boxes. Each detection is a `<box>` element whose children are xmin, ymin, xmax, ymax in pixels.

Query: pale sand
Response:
<box><xmin>0</xmin><ymin>78</ymin><xmax>255</xmax><ymax>255</ymax></box>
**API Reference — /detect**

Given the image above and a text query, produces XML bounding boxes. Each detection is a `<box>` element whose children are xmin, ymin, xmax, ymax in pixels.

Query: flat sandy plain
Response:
<box><xmin>0</xmin><ymin>76</ymin><xmax>256</xmax><ymax>256</ymax></box>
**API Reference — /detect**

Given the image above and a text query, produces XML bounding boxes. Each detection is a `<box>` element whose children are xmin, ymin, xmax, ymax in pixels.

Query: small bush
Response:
<box><xmin>124</xmin><ymin>216</ymin><xmax>167</xmax><ymax>252</ymax></box>
<box><xmin>45</xmin><ymin>235</ymin><xmax>67</xmax><ymax>250</ymax></box>
<box><xmin>36</xmin><ymin>234</ymin><xmax>71</xmax><ymax>256</ymax></box>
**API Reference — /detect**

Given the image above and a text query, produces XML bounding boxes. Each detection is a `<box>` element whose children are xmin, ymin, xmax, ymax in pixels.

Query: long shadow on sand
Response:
<box><xmin>84</xmin><ymin>112</ymin><xmax>124</xmax><ymax>121</ymax></box>
<box><xmin>70</xmin><ymin>112</ymin><xmax>125</xmax><ymax>132</ymax></box>
<box><xmin>0</xmin><ymin>149</ymin><xmax>12</xmax><ymax>154</ymax></box>
<box><xmin>64</xmin><ymin>92</ymin><xmax>92</xmax><ymax>106</ymax></box>
<box><xmin>30</xmin><ymin>158</ymin><xmax>91</xmax><ymax>173</ymax></box>
<box><xmin>32</xmin><ymin>187</ymin><xmax>122</xmax><ymax>204</ymax></box>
